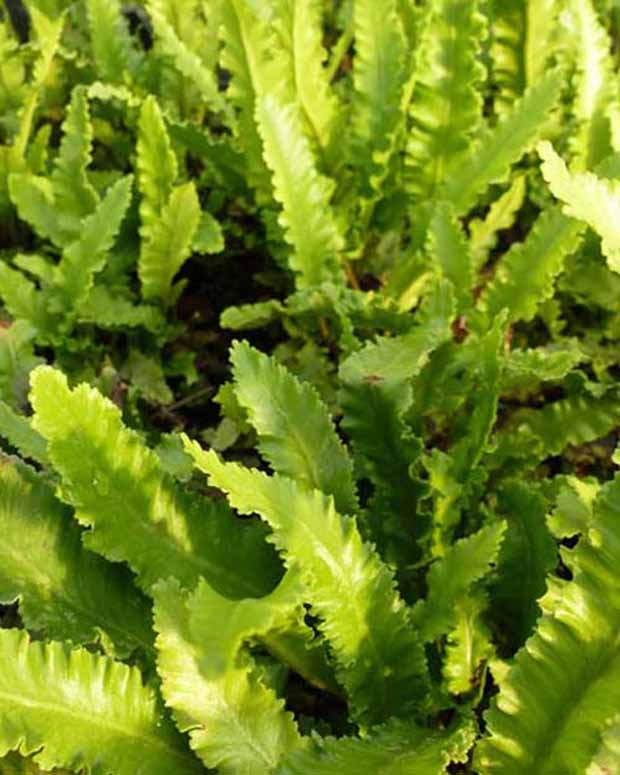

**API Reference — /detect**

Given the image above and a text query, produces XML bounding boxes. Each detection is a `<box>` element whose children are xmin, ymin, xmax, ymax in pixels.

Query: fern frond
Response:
<box><xmin>0</xmin><ymin>628</ymin><xmax>202</xmax><ymax>774</ymax></box>
<box><xmin>49</xmin><ymin>86</ymin><xmax>99</xmax><ymax>236</ymax></box>
<box><xmin>53</xmin><ymin>175</ymin><xmax>133</xmax><ymax>313</ymax></box>
<box><xmin>0</xmin><ymin>401</ymin><xmax>48</xmax><ymax>463</ymax></box>
<box><xmin>153</xmin><ymin>575</ymin><xmax>303</xmax><ymax>773</ymax></box>
<box><xmin>137</xmin><ymin>95</ymin><xmax>177</xmax><ymax>236</ymax></box>
<box><xmin>563</xmin><ymin>0</ymin><xmax>615</xmax><ymax>168</ymax></box>
<box><xmin>77</xmin><ymin>286</ymin><xmax>166</xmax><ymax>333</ymax></box>
<box><xmin>29</xmin><ymin>366</ymin><xmax>281</xmax><ymax>597</ymax></box>
<box><xmin>469</xmin><ymin>175</ymin><xmax>526</xmax><ymax>269</ymax></box>
<box><xmin>338</xmin><ymin>281</ymin><xmax>454</xmax><ymax>573</ymax></box>
<box><xmin>406</xmin><ymin>0</ymin><xmax>486</xmax><ymax>202</ymax></box>
<box><xmin>183</xmin><ymin>443</ymin><xmax>431</xmax><ymax>726</ymax></box>
<box><xmin>279</xmin><ymin>718</ymin><xmax>476</xmax><ymax>775</ymax></box>
<box><xmin>487</xmin><ymin>482</ymin><xmax>557</xmax><ymax>652</ymax></box>
<box><xmin>255</xmin><ymin>93</ymin><xmax>344</xmax><ymax>287</ymax></box>
<box><xmin>476</xmin><ymin>475</ymin><xmax>620</xmax><ymax>773</ymax></box>
<box><xmin>0</xmin><ymin>321</ymin><xmax>41</xmax><ymax>409</ymax></box>
<box><xmin>427</xmin><ymin>202</ymin><xmax>474</xmax><ymax>313</ymax></box>
<box><xmin>0</xmin><ymin>263</ymin><xmax>50</xmax><ymax>333</ymax></box>
<box><xmin>443</xmin><ymin>70</ymin><xmax>561</xmax><ymax>215</ymax></box>
<box><xmin>412</xmin><ymin>522</ymin><xmax>506</xmax><ymax>643</ymax></box>
<box><xmin>8</xmin><ymin>174</ymin><xmax>66</xmax><ymax>248</ymax></box>
<box><xmin>138</xmin><ymin>181</ymin><xmax>201</xmax><ymax>305</ymax></box>
<box><xmin>501</xmin><ymin>341</ymin><xmax>585</xmax><ymax>392</ymax></box>
<box><xmin>443</xmin><ymin>591</ymin><xmax>495</xmax><ymax>695</ymax></box>
<box><xmin>0</xmin><ymin>460</ymin><xmax>152</xmax><ymax>657</ymax></box>
<box><xmin>85</xmin><ymin>0</ymin><xmax>134</xmax><ymax>84</ymax></box>
<box><xmin>148</xmin><ymin>2</ymin><xmax>230</xmax><ymax>119</ymax></box>
<box><xmin>538</xmin><ymin>141</ymin><xmax>620</xmax><ymax>272</ymax></box>
<box><xmin>472</xmin><ymin>207</ymin><xmax>585</xmax><ymax>331</ymax></box>
<box><xmin>350</xmin><ymin>0</ymin><xmax>406</xmax><ymax>194</ymax></box>
<box><xmin>230</xmin><ymin>340</ymin><xmax>357</xmax><ymax>514</ymax></box>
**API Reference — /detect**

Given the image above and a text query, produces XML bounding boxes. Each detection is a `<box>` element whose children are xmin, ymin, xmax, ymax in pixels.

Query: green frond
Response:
<box><xmin>8</xmin><ymin>174</ymin><xmax>66</xmax><ymax>248</ymax></box>
<box><xmin>0</xmin><ymin>400</ymin><xmax>48</xmax><ymax>463</ymax></box>
<box><xmin>0</xmin><ymin>321</ymin><xmax>41</xmax><ymax>409</ymax></box>
<box><xmin>472</xmin><ymin>207</ymin><xmax>585</xmax><ymax>331</ymax></box>
<box><xmin>406</xmin><ymin>0</ymin><xmax>486</xmax><ymax>201</ymax></box>
<box><xmin>538</xmin><ymin>141</ymin><xmax>620</xmax><ymax>272</ymax></box>
<box><xmin>443</xmin><ymin>70</ymin><xmax>562</xmax><ymax>215</ymax></box>
<box><xmin>427</xmin><ymin>202</ymin><xmax>474</xmax><ymax>313</ymax></box>
<box><xmin>49</xmin><ymin>86</ymin><xmax>99</xmax><ymax>237</ymax></box>
<box><xmin>138</xmin><ymin>181</ymin><xmax>201</xmax><ymax>305</ymax></box>
<box><xmin>53</xmin><ymin>175</ymin><xmax>133</xmax><ymax>313</ymax></box>
<box><xmin>85</xmin><ymin>0</ymin><xmax>134</xmax><ymax>84</ymax></box>
<box><xmin>549</xmin><ymin>476</ymin><xmax>599</xmax><ymax>539</ymax></box>
<box><xmin>469</xmin><ymin>176</ymin><xmax>526</xmax><ymax>269</ymax></box>
<box><xmin>0</xmin><ymin>628</ymin><xmax>202</xmax><ymax>774</ymax></box>
<box><xmin>231</xmin><ymin>340</ymin><xmax>357</xmax><ymax>513</ymax></box>
<box><xmin>443</xmin><ymin>591</ymin><xmax>495</xmax><ymax>695</ymax></box>
<box><xmin>279</xmin><ymin>718</ymin><xmax>476</xmax><ymax>775</ymax></box>
<box><xmin>487</xmin><ymin>482</ymin><xmax>557</xmax><ymax>652</ymax></box>
<box><xmin>153</xmin><ymin>575</ymin><xmax>303</xmax><ymax>774</ymax></box>
<box><xmin>476</xmin><ymin>475</ymin><xmax>620</xmax><ymax>774</ymax></box>
<box><xmin>137</xmin><ymin>95</ymin><xmax>178</xmax><ymax>236</ymax></box>
<box><xmin>0</xmin><ymin>263</ymin><xmax>50</xmax><ymax>333</ymax></box>
<box><xmin>148</xmin><ymin>2</ymin><xmax>230</xmax><ymax>119</ymax></box>
<box><xmin>218</xmin><ymin>0</ymin><xmax>273</xmax><ymax>201</ymax></box>
<box><xmin>29</xmin><ymin>366</ymin><xmax>281</xmax><ymax>597</ymax></box>
<box><xmin>255</xmin><ymin>93</ymin><xmax>344</xmax><ymax>287</ymax></box>
<box><xmin>0</xmin><ymin>459</ymin><xmax>152</xmax><ymax>657</ymax></box>
<box><xmin>193</xmin><ymin>210</ymin><xmax>224</xmax><ymax>254</ymax></box>
<box><xmin>412</xmin><ymin>521</ymin><xmax>506</xmax><ymax>643</ymax></box>
<box><xmin>270</xmin><ymin>0</ymin><xmax>339</xmax><ymax>159</ymax></box>
<box><xmin>563</xmin><ymin>0</ymin><xmax>615</xmax><ymax>168</ymax></box>
<box><xmin>77</xmin><ymin>286</ymin><xmax>166</xmax><ymax>334</ymax></box>
<box><xmin>338</xmin><ymin>281</ymin><xmax>454</xmax><ymax>573</ymax></box>
<box><xmin>350</xmin><ymin>0</ymin><xmax>406</xmax><ymax>194</ymax></box>
<box><xmin>501</xmin><ymin>343</ymin><xmax>585</xmax><ymax>394</ymax></box>
<box><xmin>183</xmin><ymin>442</ymin><xmax>431</xmax><ymax>726</ymax></box>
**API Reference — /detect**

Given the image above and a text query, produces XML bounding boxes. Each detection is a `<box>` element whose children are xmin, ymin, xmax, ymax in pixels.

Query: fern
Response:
<box><xmin>85</xmin><ymin>0</ymin><xmax>134</xmax><ymax>85</ymax></box>
<box><xmin>0</xmin><ymin>459</ymin><xmax>152</xmax><ymax>657</ymax></box>
<box><xmin>406</xmin><ymin>0</ymin><xmax>486</xmax><ymax>202</ymax></box>
<box><xmin>184</xmin><ymin>441</ymin><xmax>431</xmax><ymax>726</ymax></box>
<box><xmin>538</xmin><ymin>141</ymin><xmax>620</xmax><ymax>271</ymax></box>
<box><xmin>0</xmin><ymin>629</ymin><xmax>202</xmax><ymax>774</ymax></box>
<box><xmin>443</xmin><ymin>69</ymin><xmax>562</xmax><ymax>215</ymax></box>
<box><xmin>477</xmin><ymin>475</ymin><xmax>620</xmax><ymax>773</ymax></box>
<box><xmin>153</xmin><ymin>575</ymin><xmax>303</xmax><ymax>773</ymax></box>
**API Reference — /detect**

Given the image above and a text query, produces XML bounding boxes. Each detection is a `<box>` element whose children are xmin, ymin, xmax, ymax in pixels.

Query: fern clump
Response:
<box><xmin>2</xmin><ymin>0</ymin><xmax>620</xmax><ymax>772</ymax></box>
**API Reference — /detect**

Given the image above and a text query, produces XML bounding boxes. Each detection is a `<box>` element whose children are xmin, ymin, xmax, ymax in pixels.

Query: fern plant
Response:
<box><xmin>2</xmin><ymin>0</ymin><xmax>620</xmax><ymax>773</ymax></box>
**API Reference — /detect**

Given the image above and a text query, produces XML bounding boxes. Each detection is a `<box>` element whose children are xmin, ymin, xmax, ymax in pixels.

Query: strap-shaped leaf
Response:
<box><xmin>136</xmin><ymin>95</ymin><xmax>177</xmax><ymax>237</ymax></box>
<box><xmin>476</xmin><ymin>475</ymin><xmax>620</xmax><ymax>773</ymax></box>
<box><xmin>254</xmin><ymin>93</ymin><xmax>344</xmax><ymax>287</ymax></box>
<box><xmin>0</xmin><ymin>401</ymin><xmax>48</xmax><ymax>463</ymax></box>
<box><xmin>53</xmin><ymin>175</ymin><xmax>133</xmax><ymax>312</ymax></box>
<box><xmin>472</xmin><ymin>206</ymin><xmax>585</xmax><ymax>331</ymax></box>
<box><xmin>279</xmin><ymin>718</ymin><xmax>476</xmax><ymax>775</ymax></box>
<box><xmin>443</xmin><ymin>591</ymin><xmax>495</xmax><ymax>695</ymax></box>
<box><xmin>412</xmin><ymin>521</ymin><xmax>506</xmax><ymax>643</ymax></box>
<box><xmin>487</xmin><ymin>482</ymin><xmax>557</xmax><ymax>652</ymax></box>
<box><xmin>50</xmin><ymin>85</ymin><xmax>99</xmax><ymax>235</ymax></box>
<box><xmin>350</xmin><ymin>0</ymin><xmax>406</xmax><ymax>193</ymax></box>
<box><xmin>77</xmin><ymin>286</ymin><xmax>166</xmax><ymax>334</ymax></box>
<box><xmin>148</xmin><ymin>2</ymin><xmax>230</xmax><ymax>119</ymax></box>
<box><xmin>538</xmin><ymin>141</ymin><xmax>620</xmax><ymax>272</ymax></box>
<box><xmin>469</xmin><ymin>175</ymin><xmax>526</xmax><ymax>269</ymax></box>
<box><xmin>86</xmin><ymin>0</ymin><xmax>134</xmax><ymax>84</ymax></box>
<box><xmin>0</xmin><ymin>264</ymin><xmax>50</xmax><ymax>334</ymax></box>
<box><xmin>563</xmin><ymin>0</ymin><xmax>615</xmax><ymax>169</ymax></box>
<box><xmin>406</xmin><ymin>0</ymin><xmax>485</xmax><ymax>201</ymax></box>
<box><xmin>338</xmin><ymin>281</ymin><xmax>454</xmax><ymax>576</ymax></box>
<box><xmin>0</xmin><ymin>459</ymin><xmax>152</xmax><ymax>658</ymax></box>
<box><xmin>0</xmin><ymin>628</ymin><xmax>202</xmax><ymax>775</ymax></box>
<box><xmin>500</xmin><ymin>341</ymin><xmax>584</xmax><ymax>393</ymax></box>
<box><xmin>29</xmin><ymin>365</ymin><xmax>280</xmax><ymax>597</ymax></box>
<box><xmin>153</xmin><ymin>575</ymin><xmax>303</xmax><ymax>773</ymax></box>
<box><xmin>427</xmin><ymin>202</ymin><xmax>474</xmax><ymax>313</ymax></box>
<box><xmin>230</xmin><ymin>340</ymin><xmax>357</xmax><ymax>514</ymax></box>
<box><xmin>270</xmin><ymin>0</ymin><xmax>339</xmax><ymax>158</ymax></box>
<box><xmin>138</xmin><ymin>182</ymin><xmax>201</xmax><ymax>305</ymax></box>
<box><xmin>8</xmin><ymin>174</ymin><xmax>66</xmax><ymax>249</ymax></box>
<box><xmin>183</xmin><ymin>443</ymin><xmax>430</xmax><ymax>726</ymax></box>
<box><xmin>443</xmin><ymin>69</ymin><xmax>561</xmax><ymax>215</ymax></box>
<box><xmin>0</xmin><ymin>321</ymin><xmax>41</xmax><ymax>410</ymax></box>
